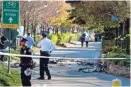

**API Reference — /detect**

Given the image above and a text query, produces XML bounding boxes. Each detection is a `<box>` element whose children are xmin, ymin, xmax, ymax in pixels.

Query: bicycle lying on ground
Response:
<box><xmin>78</xmin><ymin>61</ymin><xmax>107</xmax><ymax>73</ymax></box>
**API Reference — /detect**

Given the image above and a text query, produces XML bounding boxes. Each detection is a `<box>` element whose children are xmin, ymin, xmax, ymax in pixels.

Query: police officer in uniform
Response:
<box><xmin>20</xmin><ymin>38</ymin><xmax>33</xmax><ymax>86</ymax></box>
<box><xmin>37</xmin><ymin>32</ymin><xmax>56</xmax><ymax>80</ymax></box>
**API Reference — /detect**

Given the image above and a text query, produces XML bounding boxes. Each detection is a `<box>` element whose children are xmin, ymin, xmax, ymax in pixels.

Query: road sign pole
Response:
<box><xmin>2</xmin><ymin>1</ymin><xmax>20</xmax><ymax>73</ymax></box>
<box><xmin>7</xmin><ymin>29</ymin><xmax>11</xmax><ymax>73</ymax></box>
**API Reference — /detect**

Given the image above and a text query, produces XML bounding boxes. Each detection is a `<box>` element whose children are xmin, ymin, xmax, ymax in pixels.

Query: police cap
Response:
<box><xmin>42</xmin><ymin>32</ymin><xmax>47</xmax><ymax>37</ymax></box>
<box><xmin>21</xmin><ymin>38</ymin><xmax>28</xmax><ymax>42</ymax></box>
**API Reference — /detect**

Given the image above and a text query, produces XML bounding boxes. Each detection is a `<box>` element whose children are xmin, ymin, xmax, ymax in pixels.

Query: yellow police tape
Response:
<box><xmin>112</xmin><ymin>79</ymin><xmax>121</xmax><ymax>87</ymax></box>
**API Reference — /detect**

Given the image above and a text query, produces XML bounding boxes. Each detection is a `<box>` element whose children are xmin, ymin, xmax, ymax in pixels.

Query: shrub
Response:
<box><xmin>103</xmin><ymin>46</ymin><xmax>113</xmax><ymax>53</ymax></box>
<box><xmin>48</xmin><ymin>34</ymin><xmax>58</xmax><ymax>44</ymax></box>
<box><xmin>109</xmin><ymin>46</ymin><xmax>126</xmax><ymax>53</ymax></box>
<box><xmin>57</xmin><ymin>32</ymin><xmax>73</xmax><ymax>45</ymax></box>
<box><xmin>108</xmin><ymin>59</ymin><xmax>130</xmax><ymax>67</ymax></box>
<box><xmin>37</xmin><ymin>32</ymin><xmax>80</xmax><ymax>45</ymax></box>
<box><xmin>103</xmin><ymin>46</ymin><xmax>129</xmax><ymax>58</ymax></box>
<box><xmin>64</xmin><ymin>32</ymin><xmax>72</xmax><ymax>43</ymax></box>
<box><xmin>71</xmin><ymin>33</ymin><xmax>80</xmax><ymax>41</ymax></box>
<box><xmin>35</xmin><ymin>35</ymin><xmax>42</xmax><ymax>44</ymax></box>
<box><xmin>118</xmin><ymin>59</ymin><xmax>130</xmax><ymax>67</ymax></box>
<box><xmin>104</xmin><ymin>52</ymin><xmax>130</xmax><ymax>58</ymax></box>
<box><xmin>57</xmin><ymin>33</ymin><xmax>66</xmax><ymax>44</ymax></box>
<box><xmin>0</xmin><ymin>65</ymin><xmax>21</xmax><ymax>86</ymax></box>
<box><xmin>102</xmin><ymin>40</ymin><xmax>115</xmax><ymax>53</ymax></box>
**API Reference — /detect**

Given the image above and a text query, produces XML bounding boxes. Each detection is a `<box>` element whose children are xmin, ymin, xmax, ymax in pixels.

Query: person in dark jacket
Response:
<box><xmin>79</xmin><ymin>34</ymin><xmax>85</xmax><ymax>47</ymax></box>
<box><xmin>20</xmin><ymin>38</ymin><xmax>33</xmax><ymax>86</ymax></box>
<box><xmin>0</xmin><ymin>36</ymin><xmax>7</xmax><ymax>61</ymax></box>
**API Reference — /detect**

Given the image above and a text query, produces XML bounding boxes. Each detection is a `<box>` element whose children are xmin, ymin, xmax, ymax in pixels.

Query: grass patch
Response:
<box><xmin>0</xmin><ymin>64</ymin><xmax>21</xmax><ymax>86</ymax></box>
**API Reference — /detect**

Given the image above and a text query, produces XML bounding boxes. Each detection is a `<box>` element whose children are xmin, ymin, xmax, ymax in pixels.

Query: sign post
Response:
<box><xmin>2</xmin><ymin>1</ymin><xmax>20</xmax><ymax>73</ymax></box>
<box><xmin>8</xmin><ymin>29</ymin><xmax>11</xmax><ymax>73</ymax></box>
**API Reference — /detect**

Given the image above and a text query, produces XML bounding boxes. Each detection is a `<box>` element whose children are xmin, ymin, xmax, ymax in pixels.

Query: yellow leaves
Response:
<box><xmin>49</xmin><ymin>2</ymin><xmax>73</xmax><ymax>27</ymax></box>
<box><xmin>50</xmin><ymin>10</ymin><xmax>71</xmax><ymax>27</ymax></box>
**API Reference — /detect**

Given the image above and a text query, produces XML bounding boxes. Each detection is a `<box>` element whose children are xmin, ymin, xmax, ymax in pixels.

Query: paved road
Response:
<box><xmin>34</xmin><ymin>42</ymin><xmax>102</xmax><ymax>60</ymax></box>
<box><xmin>30</xmin><ymin>64</ymin><xmax>130</xmax><ymax>87</ymax></box>
<box><xmin>51</xmin><ymin>42</ymin><xmax>102</xmax><ymax>59</ymax></box>
<box><xmin>13</xmin><ymin>64</ymin><xmax>130</xmax><ymax>87</ymax></box>
<box><xmin>30</xmin><ymin>42</ymin><xmax>130</xmax><ymax>87</ymax></box>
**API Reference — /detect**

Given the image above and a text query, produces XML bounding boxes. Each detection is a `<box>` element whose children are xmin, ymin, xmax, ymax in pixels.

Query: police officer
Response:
<box><xmin>20</xmin><ymin>38</ymin><xmax>33</xmax><ymax>86</ymax></box>
<box><xmin>37</xmin><ymin>32</ymin><xmax>56</xmax><ymax>80</ymax></box>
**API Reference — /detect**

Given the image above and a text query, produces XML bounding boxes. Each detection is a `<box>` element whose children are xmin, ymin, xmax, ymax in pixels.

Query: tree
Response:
<box><xmin>67</xmin><ymin>1</ymin><xmax>130</xmax><ymax>32</ymax></box>
<box><xmin>66</xmin><ymin>1</ymin><xmax>130</xmax><ymax>54</ymax></box>
<box><xmin>20</xmin><ymin>1</ymin><xmax>67</xmax><ymax>34</ymax></box>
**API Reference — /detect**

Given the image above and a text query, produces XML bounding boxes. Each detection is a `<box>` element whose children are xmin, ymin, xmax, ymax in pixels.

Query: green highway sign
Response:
<box><xmin>2</xmin><ymin>1</ymin><xmax>20</xmax><ymax>29</ymax></box>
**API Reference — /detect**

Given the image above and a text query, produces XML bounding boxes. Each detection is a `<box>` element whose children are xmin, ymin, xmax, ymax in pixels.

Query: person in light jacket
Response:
<box><xmin>37</xmin><ymin>32</ymin><xmax>56</xmax><ymax>80</ymax></box>
<box><xmin>84</xmin><ymin>31</ymin><xmax>89</xmax><ymax>47</ymax></box>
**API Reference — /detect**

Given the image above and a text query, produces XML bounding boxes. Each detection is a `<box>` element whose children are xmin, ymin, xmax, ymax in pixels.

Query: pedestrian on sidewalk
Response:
<box><xmin>79</xmin><ymin>34</ymin><xmax>85</xmax><ymax>47</ymax></box>
<box><xmin>84</xmin><ymin>32</ymin><xmax>89</xmax><ymax>47</ymax></box>
<box><xmin>95</xmin><ymin>33</ymin><xmax>99</xmax><ymax>42</ymax></box>
<box><xmin>25</xmin><ymin>33</ymin><xmax>34</xmax><ymax>49</ymax></box>
<box><xmin>37</xmin><ymin>32</ymin><xmax>56</xmax><ymax>80</ymax></box>
<box><xmin>19</xmin><ymin>38</ymin><xmax>34</xmax><ymax>86</ymax></box>
<box><xmin>91</xmin><ymin>32</ymin><xmax>95</xmax><ymax>42</ymax></box>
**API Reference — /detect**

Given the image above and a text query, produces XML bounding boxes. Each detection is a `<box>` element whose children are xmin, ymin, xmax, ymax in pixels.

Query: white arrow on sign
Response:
<box><xmin>8</xmin><ymin>17</ymin><xmax>13</xmax><ymax>23</ymax></box>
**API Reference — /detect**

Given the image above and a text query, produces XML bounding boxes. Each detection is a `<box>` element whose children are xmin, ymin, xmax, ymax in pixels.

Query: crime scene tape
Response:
<box><xmin>0</xmin><ymin>52</ymin><xmax>129</xmax><ymax>60</ymax></box>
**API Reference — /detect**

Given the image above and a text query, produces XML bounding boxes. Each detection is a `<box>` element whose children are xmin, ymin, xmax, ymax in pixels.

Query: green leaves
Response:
<box><xmin>0</xmin><ymin>65</ymin><xmax>21</xmax><ymax>86</ymax></box>
<box><xmin>68</xmin><ymin>1</ymin><xmax>130</xmax><ymax>30</ymax></box>
<box><xmin>48</xmin><ymin>34</ymin><xmax>58</xmax><ymax>44</ymax></box>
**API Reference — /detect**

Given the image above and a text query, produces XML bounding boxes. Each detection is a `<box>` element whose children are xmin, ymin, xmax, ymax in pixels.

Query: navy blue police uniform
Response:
<box><xmin>20</xmin><ymin>38</ymin><xmax>33</xmax><ymax>86</ymax></box>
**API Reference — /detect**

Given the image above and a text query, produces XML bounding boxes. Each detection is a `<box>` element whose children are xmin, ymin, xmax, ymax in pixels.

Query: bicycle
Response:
<box><xmin>78</xmin><ymin>62</ymin><xmax>97</xmax><ymax>73</ymax></box>
<box><xmin>78</xmin><ymin>61</ymin><xmax>108</xmax><ymax>73</ymax></box>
